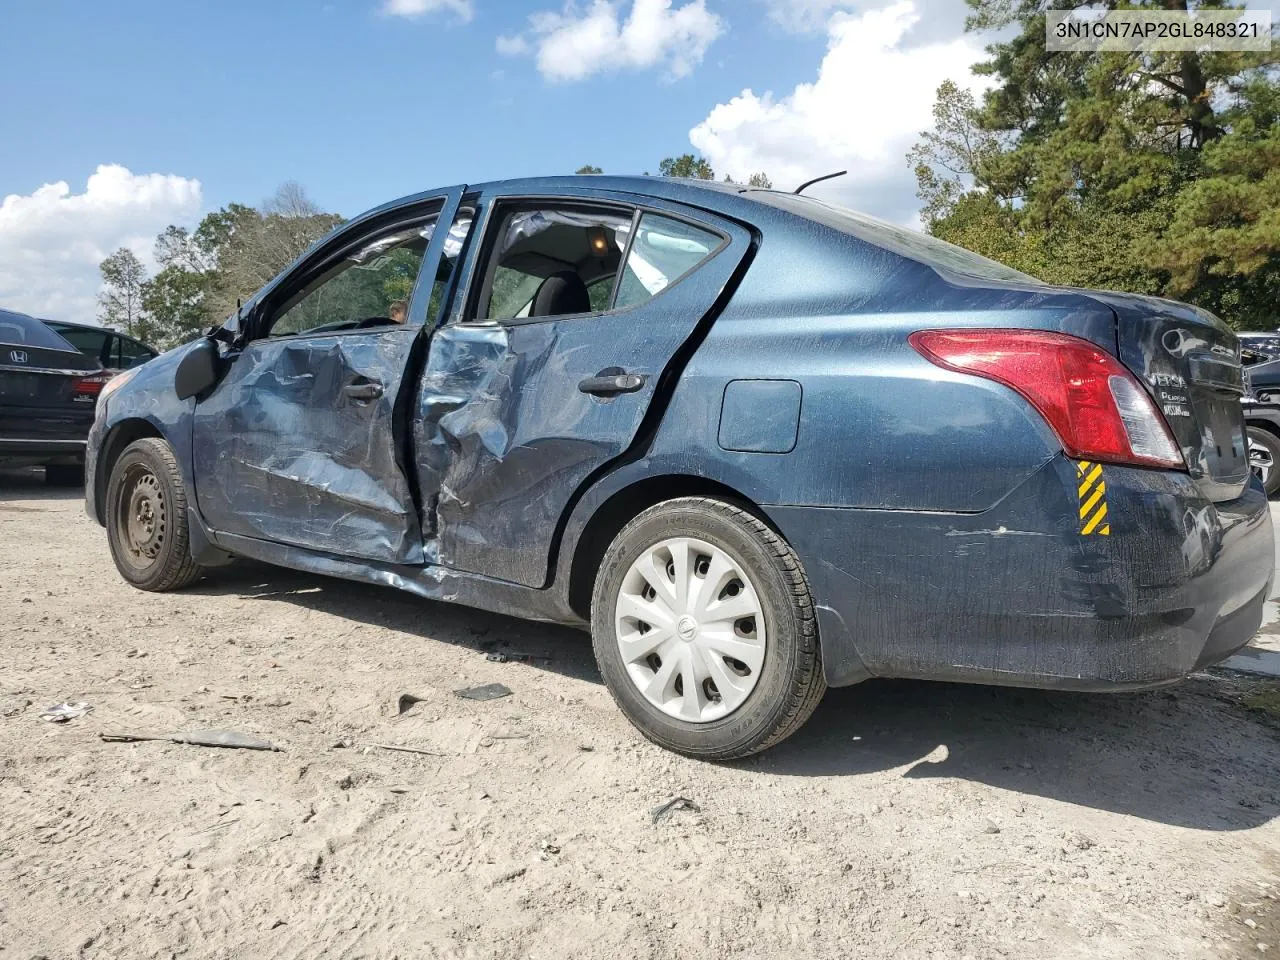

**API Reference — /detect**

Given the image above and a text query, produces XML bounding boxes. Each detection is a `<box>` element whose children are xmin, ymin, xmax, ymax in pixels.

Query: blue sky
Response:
<box><xmin>7</xmin><ymin>0</ymin><xmax>1272</xmax><ymax>325</ymax></box>
<box><xmin>1</xmin><ymin>1</ymin><xmax>837</xmax><ymax>217</ymax></box>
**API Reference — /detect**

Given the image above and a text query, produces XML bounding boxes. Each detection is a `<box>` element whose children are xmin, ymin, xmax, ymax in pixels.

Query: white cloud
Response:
<box><xmin>381</xmin><ymin>0</ymin><xmax>473</xmax><ymax>22</ymax></box>
<box><xmin>689</xmin><ymin>1</ymin><xmax>990</xmax><ymax>223</ymax></box>
<box><xmin>0</xmin><ymin>164</ymin><xmax>202</xmax><ymax>325</ymax></box>
<box><xmin>501</xmin><ymin>0</ymin><xmax>724</xmax><ymax>83</ymax></box>
<box><xmin>763</xmin><ymin>0</ymin><xmax>852</xmax><ymax>32</ymax></box>
<box><xmin>495</xmin><ymin>33</ymin><xmax>530</xmax><ymax>56</ymax></box>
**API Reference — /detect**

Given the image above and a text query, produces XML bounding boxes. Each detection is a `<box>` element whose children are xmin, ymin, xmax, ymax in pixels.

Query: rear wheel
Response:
<box><xmin>105</xmin><ymin>437</ymin><xmax>204</xmax><ymax>591</ymax></box>
<box><xmin>591</xmin><ymin>497</ymin><xmax>825</xmax><ymax>760</ymax></box>
<box><xmin>1247</xmin><ymin>426</ymin><xmax>1280</xmax><ymax>497</ymax></box>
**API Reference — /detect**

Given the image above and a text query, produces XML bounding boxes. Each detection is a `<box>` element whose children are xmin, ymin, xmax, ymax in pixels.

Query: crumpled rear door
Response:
<box><xmin>414</xmin><ymin>194</ymin><xmax>752</xmax><ymax>587</ymax></box>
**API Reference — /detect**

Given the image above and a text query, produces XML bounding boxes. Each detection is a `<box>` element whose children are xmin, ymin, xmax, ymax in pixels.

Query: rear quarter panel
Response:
<box><xmin>640</xmin><ymin>214</ymin><xmax>1117</xmax><ymax>513</ymax></box>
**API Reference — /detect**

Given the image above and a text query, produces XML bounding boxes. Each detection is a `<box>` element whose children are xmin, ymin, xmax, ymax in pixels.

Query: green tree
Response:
<box><xmin>196</xmin><ymin>187</ymin><xmax>341</xmax><ymax>328</ymax></box>
<box><xmin>909</xmin><ymin>0</ymin><xmax>1280</xmax><ymax>328</ymax></box>
<box><xmin>139</xmin><ymin>264</ymin><xmax>209</xmax><ymax>348</ymax></box>
<box><xmin>575</xmin><ymin>165</ymin><xmax>603</xmax><ymax>175</ymax></box>
<box><xmin>97</xmin><ymin>248</ymin><xmax>148</xmax><ymax>336</ymax></box>
<box><xmin>122</xmin><ymin>184</ymin><xmax>342</xmax><ymax>349</ymax></box>
<box><xmin>906</xmin><ymin>79</ymin><xmax>1006</xmax><ymax>228</ymax></box>
<box><xmin>747</xmin><ymin>172</ymin><xmax>773</xmax><ymax>189</ymax></box>
<box><xmin>659</xmin><ymin>154</ymin><xmax>715</xmax><ymax>179</ymax></box>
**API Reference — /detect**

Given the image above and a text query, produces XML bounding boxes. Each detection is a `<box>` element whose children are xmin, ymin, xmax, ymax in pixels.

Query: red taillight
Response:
<box><xmin>71</xmin><ymin>373</ymin><xmax>110</xmax><ymax>401</ymax></box>
<box><xmin>909</xmin><ymin>329</ymin><xmax>1184</xmax><ymax>469</ymax></box>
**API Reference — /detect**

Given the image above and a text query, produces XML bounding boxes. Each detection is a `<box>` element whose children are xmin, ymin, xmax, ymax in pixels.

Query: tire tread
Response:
<box><xmin>108</xmin><ymin>437</ymin><xmax>204</xmax><ymax>591</ymax></box>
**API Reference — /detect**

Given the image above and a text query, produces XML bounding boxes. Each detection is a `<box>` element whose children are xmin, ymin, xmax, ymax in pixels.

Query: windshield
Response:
<box><xmin>756</xmin><ymin>193</ymin><xmax>1041</xmax><ymax>285</ymax></box>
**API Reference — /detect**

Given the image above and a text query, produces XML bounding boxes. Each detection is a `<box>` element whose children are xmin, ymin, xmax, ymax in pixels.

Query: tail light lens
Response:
<box><xmin>909</xmin><ymin>329</ymin><xmax>1184</xmax><ymax>469</ymax></box>
<box><xmin>71</xmin><ymin>373</ymin><xmax>111</xmax><ymax>402</ymax></box>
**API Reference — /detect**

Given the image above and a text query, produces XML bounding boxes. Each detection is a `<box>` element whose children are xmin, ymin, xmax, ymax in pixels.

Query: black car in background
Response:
<box><xmin>0</xmin><ymin>308</ymin><xmax>106</xmax><ymax>484</ymax></box>
<box><xmin>1246</xmin><ymin>356</ymin><xmax>1280</xmax><ymax>402</ymax></box>
<box><xmin>44</xmin><ymin>320</ymin><xmax>157</xmax><ymax>374</ymax></box>
<box><xmin>1238</xmin><ymin>332</ymin><xmax>1280</xmax><ymax>369</ymax></box>
<box><xmin>1240</xmin><ymin>354</ymin><xmax>1280</xmax><ymax>495</ymax></box>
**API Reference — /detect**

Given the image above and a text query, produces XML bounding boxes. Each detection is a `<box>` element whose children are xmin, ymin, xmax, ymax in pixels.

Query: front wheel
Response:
<box><xmin>105</xmin><ymin>437</ymin><xmax>205</xmax><ymax>591</ymax></box>
<box><xmin>591</xmin><ymin>497</ymin><xmax>825</xmax><ymax>760</ymax></box>
<box><xmin>1248</xmin><ymin>426</ymin><xmax>1280</xmax><ymax>497</ymax></box>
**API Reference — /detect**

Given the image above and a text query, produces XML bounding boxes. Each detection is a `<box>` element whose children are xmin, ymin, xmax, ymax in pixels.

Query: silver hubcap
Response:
<box><xmin>1250</xmin><ymin>438</ymin><xmax>1274</xmax><ymax>487</ymax></box>
<box><xmin>614</xmin><ymin>537</ymin><xmax>767</xmax><ymax>723</ymax></box>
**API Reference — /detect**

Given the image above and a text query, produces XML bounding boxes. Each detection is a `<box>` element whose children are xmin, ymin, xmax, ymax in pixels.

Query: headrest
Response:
<box><xmin>530</xmin><ymin>271</ymin><xmax>591</xmax><ymax>318</ymax></box>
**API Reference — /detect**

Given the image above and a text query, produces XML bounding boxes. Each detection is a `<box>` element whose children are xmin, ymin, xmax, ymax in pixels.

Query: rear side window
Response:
<box><xmin>0</xmin><ymin>312</ymin><xmax>80</xmax><ymax>351</ymax></box>
<box><xmin>480</xmin><ymin>206</ymin><xmax>633</xmax><ymax>321</ymax></box>
<box><xmin>614</xmin><ymin>214</ymin><xmax>723</xmax><ymax>310</ymax></box>
<box><xmin>49</xmin><ymin>324</ymin><xmax>110</xmax><ymax>361</ymax></box>
<box><xmin>114</xmin><ymin>335</ymin><xmax>156</xmax><ymax>369</ymax></box>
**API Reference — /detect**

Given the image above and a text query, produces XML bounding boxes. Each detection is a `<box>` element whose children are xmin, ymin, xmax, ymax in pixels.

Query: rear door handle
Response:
<box><xmin>343</xmin><ymin>380</ymin><xmax>384</xmax><ymax>401</ymax></box>
<box><xmin>578</xmin><ymin>372</ymin><xmax>647</xmax><ymax>396</ymax></box>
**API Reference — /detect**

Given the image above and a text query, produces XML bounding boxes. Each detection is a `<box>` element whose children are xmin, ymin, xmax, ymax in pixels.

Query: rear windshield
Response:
<box><xmin>0</xmin><ymin>310</ymin><xmax>79</xmax><ymax>351</ymax></box>
<box><xmin>754</xmin><ymin>193</ymin><xmax>1042</xmax><ymax>285</ymax></box>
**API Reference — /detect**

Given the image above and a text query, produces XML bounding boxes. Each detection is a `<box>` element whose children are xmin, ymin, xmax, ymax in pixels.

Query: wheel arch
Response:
<box><xmin>1246</xmin><ymin>416</ymin><xmax>1280</xmax><ymax>441</ymax></box>
<box><xmin>94</xmin><ymin>418</ymin><xmax>165</xmax><ymax>526</ymax></box>
<box><xmin>565</xmin><ymin>472</ymin><xmax>781</xmax><ymax>620</ymax></box>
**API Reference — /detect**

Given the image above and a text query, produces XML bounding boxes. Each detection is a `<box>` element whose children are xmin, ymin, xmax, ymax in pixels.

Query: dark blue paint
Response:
<box><xmin>413</xmin><ymin>188</ymin><xmax>751</xmax><ymax>588</ymax></box>
<box><xmin>85</xmin><ymin>174</ymin><xmax>1273</xmax><ymax>694</ymax></box>
<box><xmin>718</xmin><ymin>380</ymin><xmax>801</xmax><ymax>454</ymax></box>
<box><xmin>191</xmin><ymin>329</ymin><xmax>425</xmax><ymax>563</ymax></box>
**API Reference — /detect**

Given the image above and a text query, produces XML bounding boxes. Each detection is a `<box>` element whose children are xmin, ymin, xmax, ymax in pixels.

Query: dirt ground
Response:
<box><xmin>1</xmin><ymin>470</ymin><xmax>1279</xmax><ymax>960</ymax></box>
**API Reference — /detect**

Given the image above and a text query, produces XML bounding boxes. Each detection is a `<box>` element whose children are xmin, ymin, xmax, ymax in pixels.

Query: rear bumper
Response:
<box><xmin>0</xmin><ymin>437</ymin><xmax>86</xmax><ymax>466</ymax></box>
<box><xmin>770</xmin><ymin>457</ymin><xmax>1275</xmax><ymax>690</ymax></box>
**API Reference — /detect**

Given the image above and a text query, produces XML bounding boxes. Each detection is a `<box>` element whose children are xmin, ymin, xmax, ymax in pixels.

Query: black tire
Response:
<box><xmin>591</xmin><ymin>497</ymin><xmax>825</xmax><ymax>760</ymax></box>
<box><xmin>1248</xmin><ymin>426</ymin><xmax>1280</xmax><ymax>497</ymax></box>
<box><xmin>44</xmin><ymin>463</ymin><xmax>84</xmax><ymax>487</ymax></box>
<box><xmin>105</xmin><ymin>437</ymin><xmax>205</xmax><ymax>591</ymax></box>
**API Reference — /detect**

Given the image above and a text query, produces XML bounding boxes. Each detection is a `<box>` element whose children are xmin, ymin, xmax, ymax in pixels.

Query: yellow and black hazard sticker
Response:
<box><xmin>1076</xmin><ymin>460</ymin><xmax>1111</xmax><ymax>536</ymax></box>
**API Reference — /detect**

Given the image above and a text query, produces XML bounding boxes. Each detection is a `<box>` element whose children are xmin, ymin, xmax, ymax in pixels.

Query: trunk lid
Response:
<box><xmin>0</xmin><ymin>341</ymin><xmax>103</xmax><ymax>438</ymax></box>
<box><xmin>1090</xmin><ymin>291</ymin><xmax>1248</xmax><ymax>502</ymax></box>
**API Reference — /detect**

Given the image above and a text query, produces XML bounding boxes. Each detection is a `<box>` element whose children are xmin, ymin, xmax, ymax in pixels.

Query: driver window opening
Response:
<box><xmin>480</xmin><ymin>206</ymin><xmax>634</xmax><ymax>321</ymax></box>
<box><xmin>266</xmin><ymin>213</ymin><xmax>456</xmax><ymax>338</ymax></box>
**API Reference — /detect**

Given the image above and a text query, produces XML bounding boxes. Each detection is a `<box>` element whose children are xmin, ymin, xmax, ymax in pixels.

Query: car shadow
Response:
<box><xmin>756</xmin><ymin>677</ymin><xmax>1280</xmax><ymax>832</ymax></box>
<box><xmin>7</xmin><ymin>458</ymin><xmax>1274</xmax><ymax>833</ymax></box>
<box><xmin>191</xmin><ymin>561</ymin><xmax>1279</xmax><ymax>832</ymax></box>
<box><xmin>187</xmin><ymin>561</ymin><xmax>603</xmax><ymax>685</ymax></box>
<box><xmin>0</xmin><ymin>467</ymin><xmax>83</xmax><ymax>501</ymax></box>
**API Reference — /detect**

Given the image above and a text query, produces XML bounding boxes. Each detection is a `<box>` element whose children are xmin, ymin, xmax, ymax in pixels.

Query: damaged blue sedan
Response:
<box><xmin>86</xmin><ymin>176</ymin><xmax>1274</xmax><ymax>758</ymax></box>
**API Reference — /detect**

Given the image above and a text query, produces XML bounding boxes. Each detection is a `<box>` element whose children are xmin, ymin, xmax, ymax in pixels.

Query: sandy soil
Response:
<box><xmin>1</xmin><ymin>469</ymin><xmax>1278</xmax><ymax>960</ymax></box>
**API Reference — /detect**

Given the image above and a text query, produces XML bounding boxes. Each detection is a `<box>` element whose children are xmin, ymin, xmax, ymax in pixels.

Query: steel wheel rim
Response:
<box><xmin>1250</xmin><ymin>437</ymin><xmax>1274</xmax><ymax>487</ymax></box>
<box><xmin>615</xmin><ymin>536</ymin><xmax>767</xmax><ymax>723</ymax></box>
<box><xmin>116</xmin><ymin>464</ymin><xmax>167</xmax><ymax>566</ymax></box>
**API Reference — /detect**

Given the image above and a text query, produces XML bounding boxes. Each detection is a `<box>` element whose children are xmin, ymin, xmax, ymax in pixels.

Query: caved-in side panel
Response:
<box><xmin>192</xmin><ymin>328</ymin><xmax>423</xmax><ymax>564</ymax></box>
<box><xmin>415</xmin><ymin>321</ymin><xmax>659</xmax><ymax>586</ymax></box>
<box><xmin>416</xmin><ymin>202</ymin><xmax>752</xmax><ymax>589</ymax></box>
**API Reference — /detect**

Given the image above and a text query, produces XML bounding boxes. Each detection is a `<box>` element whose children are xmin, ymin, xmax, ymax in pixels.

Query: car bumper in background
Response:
<box><xmin>770</xmin><ymin>456</ymin><xmax>1275</xmax><ymax>690</ymax></box>
<box><xmin>0</xmin><ymin>437</ymin><xmax>87</xmax><ymax>467</ymax></box>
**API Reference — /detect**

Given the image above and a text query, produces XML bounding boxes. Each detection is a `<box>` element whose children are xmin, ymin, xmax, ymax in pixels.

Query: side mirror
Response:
<box><xmin>175</xmin><ymin>337</ymin><xmax>220</xmax><ymax>401</ymax></box>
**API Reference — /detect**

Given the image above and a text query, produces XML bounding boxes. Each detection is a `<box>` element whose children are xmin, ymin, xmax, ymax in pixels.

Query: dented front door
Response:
<box><xmin>191</xmin><ymin>188</ymin><xmax>466</xmax><ymax>563</ymax></box>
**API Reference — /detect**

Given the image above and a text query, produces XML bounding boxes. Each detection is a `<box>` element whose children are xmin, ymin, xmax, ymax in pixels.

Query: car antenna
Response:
<box><xmin>794</xmin><ymin>171</ymin><xmax>847</xmax><ymax>195</ymax></box>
